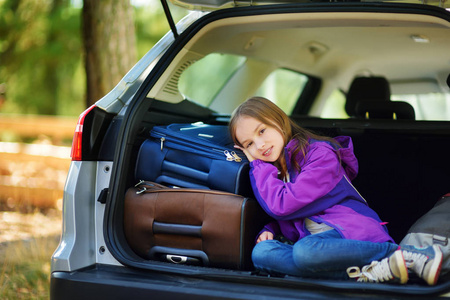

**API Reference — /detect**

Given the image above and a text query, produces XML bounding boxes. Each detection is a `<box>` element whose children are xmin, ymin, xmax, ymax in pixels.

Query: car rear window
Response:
<box><xmin>178</xmin><ymin>53</ymin><xmax>310</xmax><ymax>114</ymax></box>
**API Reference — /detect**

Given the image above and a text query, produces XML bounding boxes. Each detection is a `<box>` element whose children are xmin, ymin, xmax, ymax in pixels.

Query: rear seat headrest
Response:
<box><xmin>345</xmin><ymin>76</ymin><xmax>391</xmax><ymax>117</ymax></box>
<box><xmin>355</xmin><ymin>101</ymin><xmax>416</xmax><ymax>120</ymax></box>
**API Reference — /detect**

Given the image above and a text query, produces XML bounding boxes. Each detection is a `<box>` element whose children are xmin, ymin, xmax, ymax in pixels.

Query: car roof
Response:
<box><xmin>169</xmin><ymin>0</ymin><xmax>450</xmax><ymax>11</ymax></box>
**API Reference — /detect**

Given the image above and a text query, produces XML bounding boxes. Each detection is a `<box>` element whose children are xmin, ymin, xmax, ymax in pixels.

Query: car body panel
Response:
<box><xmin>51</xmin><ymin>161</ymin><xmax>97</xmax><ymax>272</ymax></box>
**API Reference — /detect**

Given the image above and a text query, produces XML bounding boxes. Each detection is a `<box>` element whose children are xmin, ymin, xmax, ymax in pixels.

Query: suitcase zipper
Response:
<box><xmin>231</xmin><ymin>151</ymin><xmax>242</xmax><ymax>162</ymax></box>
<box><xmin>224</xmin><ymin>150</ymin><xmax>235</xmax><ymax>161</ymax></box>
<box><xmin>157</xmin><ymin>136</ymin><xmax>245</xmax><ymax>162</ymax></box>
<box><xmin>224</xmin><ymin>150</ymin><xmax>242</xmax><ymax>162</ymax></box>
<box><xmin>134</xmin><ymin>180</ymin><xmax>239</xmax><ymax>197</ymax></box>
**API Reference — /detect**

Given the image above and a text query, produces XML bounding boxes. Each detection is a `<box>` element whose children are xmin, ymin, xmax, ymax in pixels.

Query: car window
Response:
<box><xmin>179</xmin><ymin>53</ymin><xmax>310</xmax><ymax>114</ymax></box>
<box><xmin>320</xmin><ymin>89</ymin><xmax>348</xmax><ymax>119</ymax></box>
<box><xmin>321</xmin><ymin>89</ymin><xmax>450</xmax><ymax>121</ymax></box>
<box><xmin>178</xmin><ymin>53</ymin><xmax>246</xmax><ymax>107</ymax></box>
<box><xmin>391</xmin><ymin>93</ymin><xmax>450</xmax><ymax>121</ymax></box>
<box><xmin>254</xmin><ymin>69</ymin><xmax>308</xmax><ymax>114</ymax></box>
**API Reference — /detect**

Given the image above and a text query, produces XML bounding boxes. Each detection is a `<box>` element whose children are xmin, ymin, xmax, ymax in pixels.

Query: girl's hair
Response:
<box><xmin>229</xmin><ymin>96</ymin><xmax>339</xmax><ymax>179</ymax></box>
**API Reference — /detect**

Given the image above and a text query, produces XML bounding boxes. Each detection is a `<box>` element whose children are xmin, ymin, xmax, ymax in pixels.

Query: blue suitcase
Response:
<box><xmin>135</xmin><ymin>123</ymin><xmax>253</xmax><ymax>197</ymax></box>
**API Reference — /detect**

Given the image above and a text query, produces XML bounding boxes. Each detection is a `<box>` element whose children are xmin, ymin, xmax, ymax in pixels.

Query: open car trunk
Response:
<box><xmin>103</xmin><ymin>98</ymin><xmax>450</xmax><ymax>298</ymax></box>
<box><xmin>102</xmin><ymin>2</ymin><xmax>450</xmax><ymax>298</ymax></box>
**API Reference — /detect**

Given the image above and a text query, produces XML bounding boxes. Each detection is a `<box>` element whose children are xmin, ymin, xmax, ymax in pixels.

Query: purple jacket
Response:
<box><xmin>250</xmin><ymin>136</ymin><xmax>394</xmax><ymax>244</ymax></box>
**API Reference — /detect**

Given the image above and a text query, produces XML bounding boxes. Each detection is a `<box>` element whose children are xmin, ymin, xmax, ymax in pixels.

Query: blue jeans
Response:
<box><xmin>251</xmin><ymin>229</ymin><xmax>399</xmax><ymax>280</ymax></box>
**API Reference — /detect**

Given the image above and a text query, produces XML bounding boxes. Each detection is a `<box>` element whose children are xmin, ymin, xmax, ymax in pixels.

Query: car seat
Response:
<box><xmin>345</xmin><ymin>76</ymin><xmax>415</xmax><ymax>120</ymax></box>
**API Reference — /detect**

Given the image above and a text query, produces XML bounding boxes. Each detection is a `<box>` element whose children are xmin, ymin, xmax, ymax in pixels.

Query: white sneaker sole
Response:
<box><xmin>392</xmin><ymin>250</ymin><xmax>408</xmax><ymax>284</ymax></box>
<box><xmin>425</xmin><ymin>244</ymin><xmax>443</xmax><ymax>286</ymax></box>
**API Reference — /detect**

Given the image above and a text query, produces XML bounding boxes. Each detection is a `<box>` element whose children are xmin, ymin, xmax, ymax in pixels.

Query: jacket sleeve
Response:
<box><xmin>253</xmin><ymin>221</ymin><xmax>280</xmax><ymax>244</ymax></box>
<box><xmin>258</xmin><ymin>221</ymin><xmax>280</xmax><ymax>238</ymax></box>
<box><xmin>249</xmin><ymin>143</ymin><xmax>344</xmax><ymax>220</ymax></box>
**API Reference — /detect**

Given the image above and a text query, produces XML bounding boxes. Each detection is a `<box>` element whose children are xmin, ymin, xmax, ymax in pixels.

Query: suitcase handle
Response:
<box><xmin>149</xmin><ymin>246</ymin><xmax>210</xmax><ymax>266</ymax></box>
<box><xmin>166</xmin><ymin>255</ymin><xmax>200</xmax><ymax>265</ymax></box>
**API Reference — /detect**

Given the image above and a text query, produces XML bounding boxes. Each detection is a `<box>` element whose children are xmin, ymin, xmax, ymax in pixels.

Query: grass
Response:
<box><xmin>0</xmin><ymin>216</ymin><xmax>60</xmax><ymax>300</ymax></box>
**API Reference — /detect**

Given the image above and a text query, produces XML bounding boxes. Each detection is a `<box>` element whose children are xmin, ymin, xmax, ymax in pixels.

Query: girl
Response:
<box><xmin>229</xmin><ymin>96</ymin><xmax>442</xmax><ymax>285</ymax></box>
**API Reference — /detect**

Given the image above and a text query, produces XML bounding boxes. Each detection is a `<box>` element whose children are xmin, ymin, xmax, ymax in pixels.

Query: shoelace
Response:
<box><xmin>402</xmin><ymin>250</ymin><xmax>427</xmax><ymax>275</ymax></box>
<box><xmin>346</xmin><ymin>258</ymin><xmax>393</xmax><ymax>282</ymax></box>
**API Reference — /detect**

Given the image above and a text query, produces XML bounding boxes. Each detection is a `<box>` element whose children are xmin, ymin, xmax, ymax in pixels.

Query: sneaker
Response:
<box><xmin>346</xmin><ymin>250</ymin><xmax>408</xmax><ymax>284</ymax></box>
<box><xmin>402</xmin><ymin>244</ymin><xmax>443</xmax><ymax>286</ymax></box>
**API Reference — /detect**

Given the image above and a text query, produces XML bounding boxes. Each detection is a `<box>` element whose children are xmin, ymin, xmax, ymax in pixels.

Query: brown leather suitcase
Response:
<box><xmin>123</xmin><ymin>181</ymin><xmax>269</xmax><ymax>270</ymax></box>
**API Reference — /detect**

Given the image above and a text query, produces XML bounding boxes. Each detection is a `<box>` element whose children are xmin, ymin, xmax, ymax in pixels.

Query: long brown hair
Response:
<box><xmin>229</xmin><ymin>96</ymin><xmax>339</xmax><ymax>179</ymax></box>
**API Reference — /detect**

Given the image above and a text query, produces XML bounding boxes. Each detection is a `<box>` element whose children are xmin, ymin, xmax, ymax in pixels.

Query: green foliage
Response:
<box><xmin>0</xmin><ymin>0</ymin><xmax>188</xmax><ymax>116</ymax></box>
<box><xmin>134</xmin><ymin>1</ymin><xmax>188</xmax><ymax>59</ymax></box>
<box><xmin>0</xmin><ymin>0</ymin><xmax>85</xmax><ymax>116</ymax></box>
<box><xmin>134</xmin><ymin>2</ymin><xmax>169</xmax><ymax>59</ymax></box>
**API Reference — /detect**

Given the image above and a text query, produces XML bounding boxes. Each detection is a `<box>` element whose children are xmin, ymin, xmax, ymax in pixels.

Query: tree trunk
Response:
<box><xmin>82</xmin><ymin>0</ymin><xmax>137</xmax><ymax>107</ymax></box>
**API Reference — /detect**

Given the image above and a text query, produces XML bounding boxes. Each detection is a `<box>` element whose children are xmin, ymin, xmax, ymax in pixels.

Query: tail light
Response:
<box><xmin>70</xmin><ymin>105</ymin><xmax>96</xmax><ymax>161</ymax></box>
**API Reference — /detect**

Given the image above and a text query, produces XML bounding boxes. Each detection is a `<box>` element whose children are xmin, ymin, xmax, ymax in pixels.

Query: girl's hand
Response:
<box><xmin>256</xmin><ymin>231</ymin><xmax>274</xmax><ymax>244</ymax></box>
<box><xmin>234</xmin><ymin>144</ymin><xmax>255</xmax><ymax>162</ymax></box>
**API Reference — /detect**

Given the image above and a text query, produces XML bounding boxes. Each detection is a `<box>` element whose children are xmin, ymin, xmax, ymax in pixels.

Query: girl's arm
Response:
<box><xmin>250</xmin><ymin>143</ymin><xmax>343</xmax><ymax>220</ymax></box>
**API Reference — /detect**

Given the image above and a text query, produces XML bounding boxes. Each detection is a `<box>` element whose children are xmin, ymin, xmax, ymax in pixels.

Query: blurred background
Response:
<box><xmin>0</xmin><ymin>0</ymin><xmax>187</xmax><ymax>298</ymax></box>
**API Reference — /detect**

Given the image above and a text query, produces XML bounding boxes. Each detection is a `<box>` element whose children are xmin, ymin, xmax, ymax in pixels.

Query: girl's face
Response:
<box><xmin>235</xmin><ymin>116</ymin><xmax>285</xmax><ymax>162</ymax></box>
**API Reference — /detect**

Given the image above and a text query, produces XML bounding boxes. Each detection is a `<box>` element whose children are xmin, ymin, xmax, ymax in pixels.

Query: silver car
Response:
<box><xmin>51</xmin><ymin>0</ymin><xmax>450</xmax><ymax>298</ymax></box>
